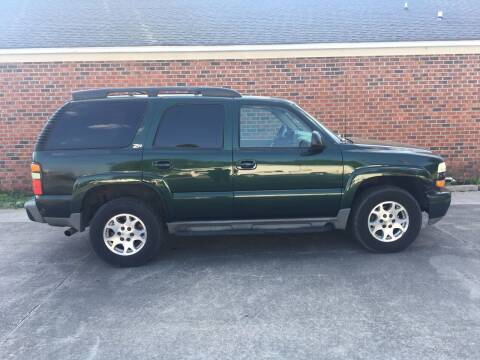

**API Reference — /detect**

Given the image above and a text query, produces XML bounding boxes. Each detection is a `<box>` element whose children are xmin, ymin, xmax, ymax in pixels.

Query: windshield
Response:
<box><xmin>292</xmin><ymin>104</ymin><xmax>342</xmax><ymax>143</ymax></box>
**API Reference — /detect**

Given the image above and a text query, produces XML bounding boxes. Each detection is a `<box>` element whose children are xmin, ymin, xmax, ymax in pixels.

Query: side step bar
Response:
<box><xmin>167</xmin><ymin>217</ymin><xmax>338</xmax><ymax>236</ymax></box>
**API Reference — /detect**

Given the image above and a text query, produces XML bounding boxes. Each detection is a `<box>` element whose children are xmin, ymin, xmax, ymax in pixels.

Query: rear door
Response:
<box><xmin>232</xmin><ymin>101</ymin><xmax>343</xmax><ymax>219</ymax></box>
<box><xmin>142</xmin><ymin>98</ymin><xmax>234</xmax><ymax>221</ymax></box>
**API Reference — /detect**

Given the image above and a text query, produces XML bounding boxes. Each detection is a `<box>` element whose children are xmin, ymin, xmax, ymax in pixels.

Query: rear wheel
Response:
<box><xmin>350</xmin><ymin>186</ymin><xmax>422</xmax><ymax>252</ymax></box>
<box><xmin>89</xmin><ymin>197</ymin><xmax>164</xmax><ymax>266</ymax></box>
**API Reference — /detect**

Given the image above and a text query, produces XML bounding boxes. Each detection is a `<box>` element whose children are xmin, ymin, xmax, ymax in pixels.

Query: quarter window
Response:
<box><xmin>239</xmin><ymin>105</ymin><xmax>311</xmax><ymax>148</ymax></box>
<box><xmin>44</xmin><ymin>100</ymin><xmax>147</xmax><ymax>150</ymax></box>
<box><xmin>154</xmin><ymin>104</ymin><xmax>225</xmax><ymax>148</ymax></box>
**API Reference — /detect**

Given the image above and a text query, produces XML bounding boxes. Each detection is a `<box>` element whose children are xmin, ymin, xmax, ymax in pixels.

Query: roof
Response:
<box><xmin>1</xmin><ymin>0</ymin><xmax>479</xmax><ymax>49</ymax></box>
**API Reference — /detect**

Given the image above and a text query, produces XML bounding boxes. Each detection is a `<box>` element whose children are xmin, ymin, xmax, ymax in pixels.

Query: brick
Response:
<box><xmin>0</xmin><ymin>54</ymin><xmax>479</xmax><ymax>191</ymax></box>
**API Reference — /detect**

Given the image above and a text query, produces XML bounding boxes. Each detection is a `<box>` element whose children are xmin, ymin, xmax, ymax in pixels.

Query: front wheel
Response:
<box><xmin>89</xmin><ymin>197</ymin><xmax>164</xmax><ymax>266</ymax></box>
<box><xmin>350</xmin><ymin>186</ymin><xmax>422</xmax><ymax>252</ymax></box>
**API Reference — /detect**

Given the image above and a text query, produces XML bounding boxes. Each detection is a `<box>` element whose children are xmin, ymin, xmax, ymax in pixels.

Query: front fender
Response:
<box><xmin>340</xmin><ymin>165</ymin><xmax>432</xmax><ymax>209</ymax></box>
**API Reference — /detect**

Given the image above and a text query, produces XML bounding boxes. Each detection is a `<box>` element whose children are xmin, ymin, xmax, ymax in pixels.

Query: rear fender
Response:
<box><xmin>70</xmin><ymin>173</ymin><xmax>174</xmax><ymax>220</ymax></box>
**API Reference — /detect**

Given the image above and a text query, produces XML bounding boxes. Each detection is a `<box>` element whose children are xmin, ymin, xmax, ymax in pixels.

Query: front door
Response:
<box><xmin>143</xmin><ymin>99</ymin><xmax>233</xmax><ymax>221</ymax></box>
<box><xmin>233</xmin><ymin>102</ymin><xmax>343</xmax><ymax>219</ymax></box>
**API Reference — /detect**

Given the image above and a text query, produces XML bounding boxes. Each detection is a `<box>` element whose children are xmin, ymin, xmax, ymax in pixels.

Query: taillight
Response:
<box><xmin>31</xmin><ymin>162</ymin><xmax>43</xmax><ymax>195</ymax></box>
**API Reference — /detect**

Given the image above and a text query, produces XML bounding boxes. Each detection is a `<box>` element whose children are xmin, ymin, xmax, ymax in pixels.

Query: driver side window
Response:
<box><xmin>239</xmin><ymin>105</ymin><xmax>312</xmax><ymax>148</ymax></box>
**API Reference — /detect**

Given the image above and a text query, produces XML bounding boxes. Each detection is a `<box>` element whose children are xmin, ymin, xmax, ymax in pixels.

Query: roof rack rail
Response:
<box><xmin>72</xmin><ymin>87</ymin><xmax>242</xmax><ymax>100</ymax></box>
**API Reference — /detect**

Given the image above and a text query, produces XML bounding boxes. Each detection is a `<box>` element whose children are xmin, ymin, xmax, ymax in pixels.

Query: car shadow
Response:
<box><xmin>153</xmin><ymin>230</ymin><xmax>362</xmax><ymax>263</ymax></box>
<box><xmin>66</xmin><ymin>226</ymin><xmax>446</xmax><ymax>271</ymax></box>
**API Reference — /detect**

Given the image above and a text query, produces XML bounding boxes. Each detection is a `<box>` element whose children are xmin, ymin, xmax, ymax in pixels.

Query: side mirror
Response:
<box><xmin>311</xmin><ymin>131</ymin><xmax>324</xmax><ymax>149</ymax></box>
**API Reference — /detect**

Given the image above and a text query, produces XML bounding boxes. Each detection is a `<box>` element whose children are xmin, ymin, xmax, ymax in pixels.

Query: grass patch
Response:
<box><xmin>0</xmin><ymin>191</ymin><xmax>32</xmax><ymax>209</ymax></box>
<box><xmin>455</xmin><ymin>177</ymin><xmax>480</xmax><ymax>185</ymax></box>
<box><xmin>466</xmin><ymin>177</ymin><xmax>480</xmax><ymax>185</ymax></box>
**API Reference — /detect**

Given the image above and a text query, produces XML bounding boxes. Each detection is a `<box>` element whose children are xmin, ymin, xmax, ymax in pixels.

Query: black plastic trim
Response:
<box><xmin>72</xmin><ymin>87</ymin><xmax>242</xmax><ymax>100</ymax></box>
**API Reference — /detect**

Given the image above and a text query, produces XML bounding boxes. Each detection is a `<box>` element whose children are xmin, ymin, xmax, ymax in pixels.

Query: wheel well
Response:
<box><xmin>352</xmin><ymin>176</ymin><xmax>429</xmax><ymax>211</ymax></box>
<box><xmin>81</xmin><ymin>184</ymin><xmax>166</xmax><ymax>229</ymax></box>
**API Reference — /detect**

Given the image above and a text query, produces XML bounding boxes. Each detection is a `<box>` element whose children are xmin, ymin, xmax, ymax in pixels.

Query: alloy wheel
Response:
<box><xmin>368</xmin><ymin>201</ymin><xmax>409</xmax><ymax>242</ymax></box>
<box><xmin>103</xmin><ymin>213</ymin><xmax>147</xmax><ymax>256</ymax></box>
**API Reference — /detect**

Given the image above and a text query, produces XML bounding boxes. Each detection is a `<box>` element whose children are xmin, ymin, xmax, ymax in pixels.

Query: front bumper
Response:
<box><xmin>24</xmin><ymin>197</ymin><xmax>81</xmax><ymax>230</ymax></box>
<box><xmin>426</xmin><ymin>189</ymin><xmax>451</xmax><ymax>224</ymax></box>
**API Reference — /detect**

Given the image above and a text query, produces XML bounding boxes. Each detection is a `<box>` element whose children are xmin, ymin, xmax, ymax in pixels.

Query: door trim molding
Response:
<box><xmin>233</xmin><ymin>188</ymin><xmax>343</xmax><ymax>198</ymax></box>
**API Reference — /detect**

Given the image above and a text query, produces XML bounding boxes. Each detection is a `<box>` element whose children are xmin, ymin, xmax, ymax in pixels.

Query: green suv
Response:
<box><xmin>25</xmin><ymin>87</ymin><xmax>451</xmax><ymax>266</ymax></box>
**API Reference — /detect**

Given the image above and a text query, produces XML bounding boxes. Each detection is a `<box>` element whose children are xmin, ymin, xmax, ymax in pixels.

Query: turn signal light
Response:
<box><xmin>436</xmin><ymin>162</ymin><xmax>446</xmax><ymax>188</ymax></box>
<box><xmin>31</xmin><ymin>162</ymin><xmax>43</xmax><ymax>195</ymax></box>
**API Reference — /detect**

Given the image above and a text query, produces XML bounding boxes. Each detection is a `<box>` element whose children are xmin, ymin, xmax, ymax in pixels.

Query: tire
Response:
<box><xmin>350</xmin><ymin>186</ymin><xmax>422</xmax><ymax>253</ymax></box>
<box><xmin>89</xmin><ymin>197</ymin><xmax>164</xmax><ymax>266</ymax></box>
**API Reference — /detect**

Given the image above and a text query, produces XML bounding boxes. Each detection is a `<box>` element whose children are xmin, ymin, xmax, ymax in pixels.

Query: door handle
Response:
<box><xmin>236</xmin><ymin>160</ymin><xmax>257</xmax><ymax>170</ymax></box>
<box><xmin>152</xmin><ymin>160</ymin><xmax>172</xmax><ymax>170</ymax></box>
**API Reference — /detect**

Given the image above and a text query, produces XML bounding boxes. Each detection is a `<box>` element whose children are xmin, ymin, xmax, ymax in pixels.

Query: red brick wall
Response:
<box><xmin>1</xmin><ymin>54</ymin><xmax>479</xmax><ymax>191</ymax></box>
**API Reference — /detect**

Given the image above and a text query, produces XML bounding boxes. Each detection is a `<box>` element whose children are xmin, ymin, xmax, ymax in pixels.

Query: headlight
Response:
<box><xmin>436</xmin><ymin>162</ymin><xmax>446</xmax><ymax>187</ymax></box>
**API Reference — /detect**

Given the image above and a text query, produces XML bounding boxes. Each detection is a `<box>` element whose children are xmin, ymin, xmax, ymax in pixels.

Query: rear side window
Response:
<box><xmin>154</xmin><ymin>104</ymin><xmax>224</xmax><ymax>148</ymax></box>
<box><xmin>41</xmin><ymin>100</ymin><xmax>147</xmax><ymax>150</ymax></box>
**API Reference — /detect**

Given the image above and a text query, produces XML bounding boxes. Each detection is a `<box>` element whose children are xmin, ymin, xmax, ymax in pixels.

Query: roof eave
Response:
<box><xmin>1</xmin><ymin>40</ymin><xmax>480</xmax><ymax>63</ymax></box>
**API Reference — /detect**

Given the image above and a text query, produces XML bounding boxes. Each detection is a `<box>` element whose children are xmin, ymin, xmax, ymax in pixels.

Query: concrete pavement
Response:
<box><xmin>0</xmin><ymin>192</ymin><xmax>479</xmax><ymax>359</ymax></box>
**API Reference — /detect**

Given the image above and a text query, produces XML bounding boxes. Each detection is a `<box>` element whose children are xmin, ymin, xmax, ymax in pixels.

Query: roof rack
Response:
<box><xmin>72</xmin><ymin>87</ymin><xmax>242</xmax><ymax>100</ymax></box>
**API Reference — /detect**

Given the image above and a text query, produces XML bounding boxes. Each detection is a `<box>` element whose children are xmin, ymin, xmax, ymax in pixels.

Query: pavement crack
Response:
<box><xmin>435</xmin><ymin>225</ymin><xmax>466</xmax><ymax>242</ymax></box>
<box><xmin>0</xmin><ymin>252</ymin><xmax>91</xmax><ymax>347</ymax></box>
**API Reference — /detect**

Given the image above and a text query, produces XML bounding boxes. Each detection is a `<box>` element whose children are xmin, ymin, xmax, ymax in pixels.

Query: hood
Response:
<box><xmin>349</xmin><ymin>137</ymin><xmax>432</xmax><ymax>154</ymax></box>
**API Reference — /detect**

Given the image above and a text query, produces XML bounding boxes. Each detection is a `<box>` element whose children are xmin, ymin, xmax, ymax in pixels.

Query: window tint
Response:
<box><xmin>44</xmin><ymin>100</ymin><xmax>146</xmax><ymax>150</ymax></box>
<box><xmin>240</xmin><ymin>106</ymin><xmax>311</xmax><ymax>148</ymax></box>
<box><xmin>154</xmin><ymin>104</ymin><xmax>224</xmax><ymax>148</ymax></box>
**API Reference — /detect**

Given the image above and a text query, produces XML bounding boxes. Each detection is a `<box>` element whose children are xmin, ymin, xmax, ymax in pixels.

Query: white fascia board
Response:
<box><xmin>0</xmin><ymin>40</ymin><xmax>480</xmax><ymax>63</ymax></box>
